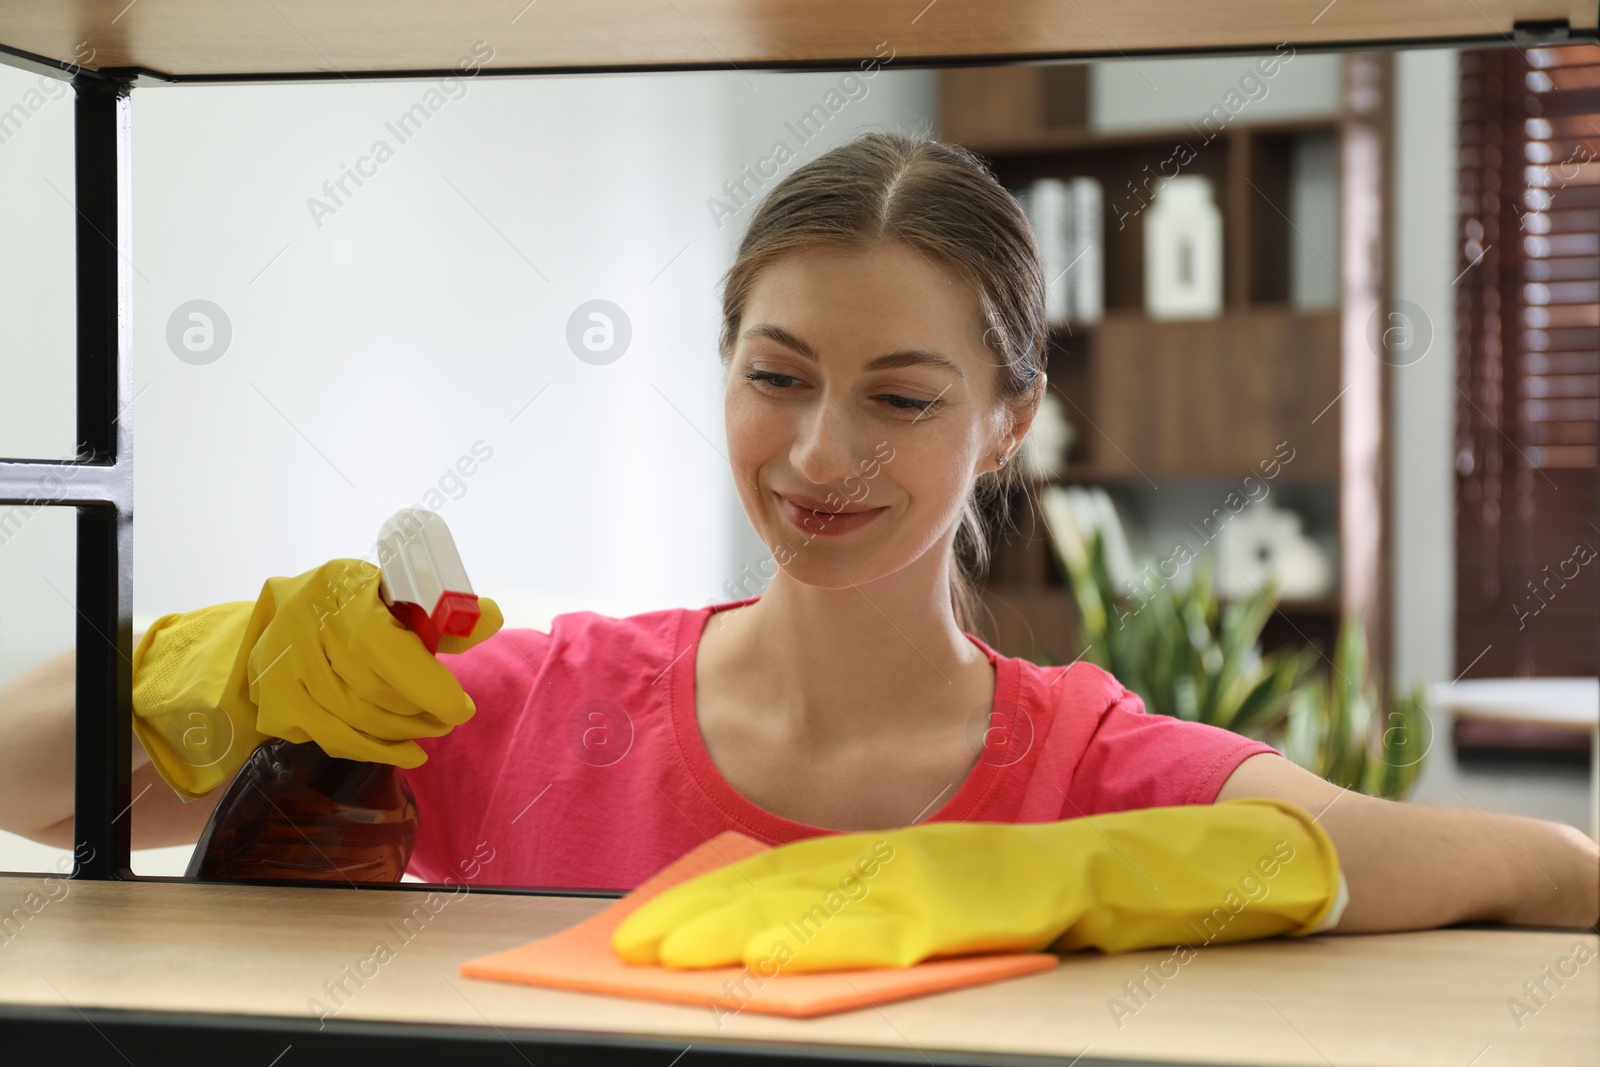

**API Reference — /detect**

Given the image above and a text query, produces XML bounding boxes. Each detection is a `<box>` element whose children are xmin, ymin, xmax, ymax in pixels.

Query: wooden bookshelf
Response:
<box><xmin>1069</xmin><ymin>308</ymin><xmax>1340</xmax><ymax>480</ymax></box>
<box><xmin>942</xmin><ymin>59</ymin><xmax>1393</xmax><ymax>674</ymax></box>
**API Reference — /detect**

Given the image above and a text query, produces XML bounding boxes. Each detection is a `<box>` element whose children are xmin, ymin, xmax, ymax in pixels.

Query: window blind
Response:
<box><xmin>1455</xmin><ymin>43</ymin><xmax>1599</xmax><ymax>678</ymax></box>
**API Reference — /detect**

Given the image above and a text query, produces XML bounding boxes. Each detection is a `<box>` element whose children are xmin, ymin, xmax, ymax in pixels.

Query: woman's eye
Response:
<box><xmin>745</xmin><ymin>370</ymin><xmax>937</xmax><ymax>416</ymax></box>
<box><xmin>878</xmin><ymin>394</ymin><xmax>937</xmax><ymax>414</ymax></box>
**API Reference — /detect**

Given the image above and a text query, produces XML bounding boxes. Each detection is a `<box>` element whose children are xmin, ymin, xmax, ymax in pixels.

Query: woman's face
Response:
<box><xmin>724</xmin><ymin>239</ymin><xmax>1023</xmax><ymax>588</ymax></box>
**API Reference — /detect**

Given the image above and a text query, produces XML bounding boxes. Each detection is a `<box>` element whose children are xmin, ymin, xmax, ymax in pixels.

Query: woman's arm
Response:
<box><xmin>0</xmin><ymin>641</ymin><xmax>228</xmax><ymax>851</ymax></box>
<box><xmin>1216</xmin><ymin>752</ymin><xmax>1599</xmax><ymax>933</ymax></box>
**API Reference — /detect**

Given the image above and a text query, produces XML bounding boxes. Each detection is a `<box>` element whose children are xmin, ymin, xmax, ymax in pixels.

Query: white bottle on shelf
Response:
<box><xmin>1143</xmin><ymin>175</ymin><xmax>1223</xmax><ymax>320</ymax></box>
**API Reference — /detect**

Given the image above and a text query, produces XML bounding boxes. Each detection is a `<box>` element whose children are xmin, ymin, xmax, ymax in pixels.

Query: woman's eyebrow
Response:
<box><xmin>741</xmin><ymin>323</ymin><xmax>966</xmax><ymax>380</ymax></box>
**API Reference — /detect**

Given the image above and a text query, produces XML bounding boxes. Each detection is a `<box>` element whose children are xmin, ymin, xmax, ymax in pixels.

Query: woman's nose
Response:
<box><xmin>790</xmin><ymin>395</ymin><xmax>867</xmax><ymax>490</ymax></box>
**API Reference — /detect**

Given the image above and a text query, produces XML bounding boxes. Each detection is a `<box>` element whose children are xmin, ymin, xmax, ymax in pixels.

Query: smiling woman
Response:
<box><xmin>395</xmin><ymin>131</ymin><xmax>1296</xmax><ymax>891</ymax></box>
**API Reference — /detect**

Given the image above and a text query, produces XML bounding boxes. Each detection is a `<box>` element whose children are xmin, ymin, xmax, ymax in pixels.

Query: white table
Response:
<box><xmin>1427</xmin><ymin>677</ymin><xmax>1600</xmax><ymax>841</ymax></box>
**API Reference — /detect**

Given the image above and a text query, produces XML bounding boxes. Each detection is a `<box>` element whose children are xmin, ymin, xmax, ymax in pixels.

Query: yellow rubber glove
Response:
<box><xmin>612</xmin><ymin>798</ymin><xmax>1347</xmax><ymax>972</ymax></box>
<box><xmin>132</xmin><ymin>558</ymin><xmax>502</xmax><ymax>800</ymax></box>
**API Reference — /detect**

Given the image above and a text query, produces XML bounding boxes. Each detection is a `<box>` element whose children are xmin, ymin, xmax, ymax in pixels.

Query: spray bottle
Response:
<box><xmin>184</xmin><ymin>508</ymin><xmax>481</xmax><ymax>882</ymax></box>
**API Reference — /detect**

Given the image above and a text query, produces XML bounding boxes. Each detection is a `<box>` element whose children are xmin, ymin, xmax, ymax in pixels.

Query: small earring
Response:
<box><xmin>996</xmin><ymin>452</ymin><xmax>1010</xmax><ymax>468</ymax></box>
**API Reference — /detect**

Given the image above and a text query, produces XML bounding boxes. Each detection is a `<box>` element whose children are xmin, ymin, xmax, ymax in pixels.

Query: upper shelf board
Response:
<box><xmin>0</xmin><ymin>0</ymin><xmax>1593</xmax><ymax>83</ymax></box>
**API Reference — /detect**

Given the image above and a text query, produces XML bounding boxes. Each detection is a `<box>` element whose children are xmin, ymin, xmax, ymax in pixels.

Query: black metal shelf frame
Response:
<box><xmin>0</xmin><ymin>19</ymin><xmax>1594</xmax><ymax>1062</ymax></box>
<box><xmin>0</xmin><ymin>65</ymin><xmax>136</xmax><ymax>880</ymax></box>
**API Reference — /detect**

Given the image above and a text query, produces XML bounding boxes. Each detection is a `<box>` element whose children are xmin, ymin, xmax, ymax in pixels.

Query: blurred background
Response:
<box><xmin>1</xmin><ymin>42</ymin><xmax>1595</xmax><ymax>876</ymax></box>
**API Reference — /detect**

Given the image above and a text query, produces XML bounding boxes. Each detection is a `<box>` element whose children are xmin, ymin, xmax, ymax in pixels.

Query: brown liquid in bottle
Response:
<box><xmin>185</xmin><ymin>738</ymin><xmax>417</xmax><ymax>883</ymax></box>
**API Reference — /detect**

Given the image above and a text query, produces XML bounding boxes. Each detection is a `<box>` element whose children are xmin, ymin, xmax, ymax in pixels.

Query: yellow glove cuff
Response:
<box><xmin>1045</xmin><ymin>797</ymin><xmax>1346</xmax><ymax>954</ymax></box>
<box><xmin>131</xmin><ymin>600</ymin><xmax>273</xmax><ymax>800</ymax></box>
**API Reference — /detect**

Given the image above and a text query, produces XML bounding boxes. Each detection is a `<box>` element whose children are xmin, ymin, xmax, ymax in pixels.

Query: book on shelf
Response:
<box><xmin>1012</xmin><ymin>176</ymin><xmax>1103</xmax><ymax>329</ymax></box>
<box><xmin>1068</xmin><ymin>176</ymin><xmax>1103</xmax><ymax>323</ymax></box>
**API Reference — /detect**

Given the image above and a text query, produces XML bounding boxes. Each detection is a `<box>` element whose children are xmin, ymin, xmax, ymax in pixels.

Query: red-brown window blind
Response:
<box><xmin>1455</xmin><ymin>43</ymin><xmax>1599</xmax><ymax>678</ymax></box>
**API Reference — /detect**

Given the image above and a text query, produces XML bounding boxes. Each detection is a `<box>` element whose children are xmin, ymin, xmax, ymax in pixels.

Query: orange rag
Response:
<box><xmin>458</xmin><ymin>830</ymin><xmax>1059</xmax><ymax>1019</ymax></box>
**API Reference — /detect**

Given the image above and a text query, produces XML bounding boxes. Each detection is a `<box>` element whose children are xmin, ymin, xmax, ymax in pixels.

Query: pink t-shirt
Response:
<box><xmin>401</xmin><ymin>596</ymin><xmax>1280</xmax><ymax>891</ymax></box>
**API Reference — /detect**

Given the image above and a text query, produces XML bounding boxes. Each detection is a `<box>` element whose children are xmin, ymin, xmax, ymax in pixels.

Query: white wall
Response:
<box><xmin>1094</xmin><ymin>50</ymin><xmax>1342</xmax><ymax>129</ymax></box>
<box><xmin>1390</xmin><ymin>48</ymin><xmax>1459</xmax><ymax>690</ymax></box>
<box><xmin>0</xmin><ymin>60</ymin><xmax>936</xmax><ymax>874</ymax></box>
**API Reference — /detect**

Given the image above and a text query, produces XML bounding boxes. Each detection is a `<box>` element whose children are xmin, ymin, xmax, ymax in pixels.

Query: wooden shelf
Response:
<box><xmin>1080</xmin><ymin>307</ymin><xmax>1341</xmax><ymax>481</ymax></box>
<box><xmin>952</xmin><ymin>116</ymin><xmax>1342</xmax><ymax>160</ymax></box>
<box><xmin>0</xmin><ymin>4</ymin><xmax>1577</xmax><ymax>80</ymax></box>
<box><xmin>2</xmin><ymin>871</ymin><xmax>1592</xmax><ymax>1064</ymax></box>
<box><xmin>948</xmin><ymin>62</ymin><xmax>1393</xmax><ymax>674</ymax></box>
<box><xmin>1042</xmin><ymin>465</ymin><xmax>1338</xmax><ymax>487</ymax></box>
<box><xmin>1039</xmin><ymin>306</ymin><xmax>1341</xmax><ymax>482</ymax></box>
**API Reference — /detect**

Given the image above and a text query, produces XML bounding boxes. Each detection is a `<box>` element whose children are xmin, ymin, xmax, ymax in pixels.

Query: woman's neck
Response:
<box><xmin>702</xmin><ymin>565</ymin><xmax>993</xmax><ymax>744</ymax></box>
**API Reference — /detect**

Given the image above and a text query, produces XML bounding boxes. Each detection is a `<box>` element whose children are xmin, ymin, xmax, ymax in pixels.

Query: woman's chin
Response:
<box><xmin>765</xmin><ymin>548</ymin><xmax>902</xmax><ymax>592</ymax></box>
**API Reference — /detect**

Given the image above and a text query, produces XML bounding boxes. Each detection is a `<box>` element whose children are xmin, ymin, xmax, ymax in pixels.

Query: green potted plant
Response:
<box><xmin>1047</xmin><ymin>524</ymin><xmax>1428</xmax><ymax>800</ymax></box>
<box><xmin>1278</xmin><ymin>617</ymin><xmax>1431</xmax><ymax>801</ymax></box>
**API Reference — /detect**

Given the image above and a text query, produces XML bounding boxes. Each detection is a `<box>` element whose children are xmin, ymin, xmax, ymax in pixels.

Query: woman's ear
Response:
<box><xmin>1004</xmin><ymin>371</ymin><xmax>1048</xmax><ymax>449</ymax></box>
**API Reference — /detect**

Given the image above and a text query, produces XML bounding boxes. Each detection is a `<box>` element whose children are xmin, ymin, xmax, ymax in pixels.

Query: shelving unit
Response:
<box><xmin>944</xmin><ymin>63</ymin><xmax>1389</xmax><ymax>669</ymax></box>
<box><xmin>0</xmin><ymin>2</ymin><xmax>1591</xmax><ymax>1061</ymax></box>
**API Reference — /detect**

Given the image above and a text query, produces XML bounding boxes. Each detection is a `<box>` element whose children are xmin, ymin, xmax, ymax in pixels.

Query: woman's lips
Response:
<box><xmin>775</xmin><ymin>492</ymin><xmax>888</xmax><ymax>537</ymax></box>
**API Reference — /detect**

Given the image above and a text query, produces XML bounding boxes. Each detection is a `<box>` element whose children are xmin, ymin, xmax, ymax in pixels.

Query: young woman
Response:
<box><xmin>400</xmin><ymin>131</ymin><xmax>1597</xmax><ymax>940</ymax></box>
<box><xmin>4</xmin><ymin>131</ymin><xmax>1594</xmax><ymax>959</ymax></box>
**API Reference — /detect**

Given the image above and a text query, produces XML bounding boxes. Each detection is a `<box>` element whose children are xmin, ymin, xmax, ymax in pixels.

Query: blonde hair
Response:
<box><xmin>715</xmin><ymin>129</ymin><xmax>1048</xmax><ymax>635</ymax></box>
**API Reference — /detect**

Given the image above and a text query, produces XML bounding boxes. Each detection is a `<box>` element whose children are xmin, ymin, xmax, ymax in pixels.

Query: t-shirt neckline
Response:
<box><xmin>670</xmin><ymin>595</ymin><xmax>1015</xmax><ymax>842</ymax></box>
